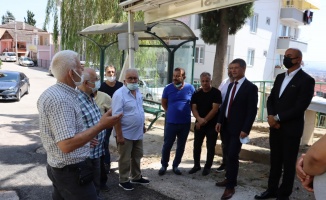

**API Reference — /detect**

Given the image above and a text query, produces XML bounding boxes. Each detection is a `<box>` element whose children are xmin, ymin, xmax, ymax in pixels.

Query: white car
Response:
<box><xmin>0</xmin><ymin>52</ymin><xmax>17</xmax><ymax>62</ymax></box>
<box><xmin>138</xmin><ymin>78</ymin><xmax>164</xmax><ymax>102</ymax></box>
<box><xmin>18</xmin><ymin>57</ymin><xmax>34</xmax><ymax>67</ymax></box>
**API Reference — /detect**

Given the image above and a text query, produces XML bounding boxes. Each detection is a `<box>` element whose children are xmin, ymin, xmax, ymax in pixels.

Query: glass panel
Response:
<box><xmin>174</xmin><ymin>42</ymin><xmax>194</xmax><ymax>84</ymax></box>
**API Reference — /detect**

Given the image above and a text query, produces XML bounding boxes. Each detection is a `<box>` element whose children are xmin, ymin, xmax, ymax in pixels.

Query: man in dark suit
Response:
<box><xmin>215</xmin><ymin>58</ymin><xmax>258</xmax><ymax>199</ymax></box>
<box><xmin>255</xmin><ymin>48</ymin><xmax>315</xmax><ymax>200</ymax></box>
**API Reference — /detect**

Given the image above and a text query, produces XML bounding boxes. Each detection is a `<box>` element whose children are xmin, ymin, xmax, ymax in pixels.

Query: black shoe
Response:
<box><xmin>173</xmin><ymin>167</ymin><xmax>182</xmax><ymax>175</ymax></box>
<box><xmin>130</xmin><ymin>176</ymin><xmax>150</xmax><ymax>185</ymax></box>
<box><xmin>158</xmin><ymin>166</ymin><xmax>167</xmax><ymax>176</ymax></box>
<box><xmin>254</xmin><ymin>190</ymin><xmax>277</xmax><ymax>199</ymax></box>
<box><xmin>188</xmin><ymin>166</ymin><xmax>201</xmax><ymax>174</ymax></box>
<box><xmin>216</xmin><ymin>164</ymin><xmax>225</xmax><ymax>173</ymax></box>
<box><xmin>276</xmin><ymin>197</ymin><xmax>289</xmax><ymax>200</ymax></box>
<box><xmin>119</xmin><ymin>181</ymin><xmax>134</xmax><ymax>191</ymax></box>
<box><xmin>202</xmin><ymin>168</ymin><xmax>210</xmax><ymax>176</ymax></box>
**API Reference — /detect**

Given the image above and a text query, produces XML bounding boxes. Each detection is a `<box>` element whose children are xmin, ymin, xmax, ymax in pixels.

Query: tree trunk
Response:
<box><xmin>212</xmin><ymin>8</ymin><xmax>230</xmax><ymax>89</ymax></box>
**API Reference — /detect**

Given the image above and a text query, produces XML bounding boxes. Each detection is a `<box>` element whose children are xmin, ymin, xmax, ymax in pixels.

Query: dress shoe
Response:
<box><xmin>215</xmin><ymin>179</ymin><xmax>228</xmax><ymax>187</ymax></box>
<box><xmin>173</xmin><ymin>167</ymin><xmax>182</xmax><ymax>175</ymax></box>
<box><xmin>254</xmin><ymin>190</ymin><xmax>277</xmax><ymax>199</ymax></box>
<box><xmin>216</xmin><ymin>164</ymin><xmax>225</xmax><ymax>173</ymax></box>
<box><xmin>276</xmin><ymin>197</ymin><xmax>289</xmax><ymax>200</ymax></box>
<box><xmin>221</xmin><ymin>188</ymin><xmax>235</xmax><ymax>200</ymax></box>
<box><xmin>188</xmin><ymin>166</ymin><xmax>201</xmax><ymax>174</ymax></box>
<box><xmin>158</xmin><ymin>166</ymin><xmax>167</xmax><ymax>176</ymax></box>
<box><xmin>202</xmin><ymin>168</ymin><xmax>210</xmax><ymax>176</ymax></box>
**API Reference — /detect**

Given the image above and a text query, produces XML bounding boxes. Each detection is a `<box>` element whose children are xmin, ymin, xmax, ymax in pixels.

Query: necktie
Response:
<box><xmin>227</xmin><ymin>81</ymin><xmax>238</xmax><ymax>118</ymax></box>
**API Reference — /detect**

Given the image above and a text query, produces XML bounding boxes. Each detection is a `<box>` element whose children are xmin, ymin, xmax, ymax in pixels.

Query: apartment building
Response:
<box><xmin>188</xmin><ymin>0</ymin><xmax>319</xmax><ymax>81</ymax></box>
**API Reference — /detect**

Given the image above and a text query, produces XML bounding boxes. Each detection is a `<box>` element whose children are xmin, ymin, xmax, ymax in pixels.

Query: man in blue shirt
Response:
<box><xmin>112</xmin><ymin>68</ymin><xmax>150</xmax><ymax>191</ymax></box>
<box><xmin>159</xmin><ymin>67</ymin><xmax>195</xmax><ymax>175</ymax></box>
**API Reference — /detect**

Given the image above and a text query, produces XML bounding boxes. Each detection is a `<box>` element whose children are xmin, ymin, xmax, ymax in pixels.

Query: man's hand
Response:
<box><xmin>195</xmin><ymin>122</ymin><xmax>201</xmax><ymax>130</ymax></box>
<box><xmin>99</xmin><ymin>112</ymin><xmax>123</xmax><ymax>129</ymax></box>
<box><xmin>116</xmin><ymin>135</ymin><xmax>125</xmax><ymax>145</ymax></box>
<box><xmin>215</xmin><ymin>123</ymin><xmax>221</xmax><ymax>132</ymax></box>
<box><xmin>197</xmin><ymin>117</ymin><xmax>206</xmax><ymax>126</ymax></box>
<box><xmin>296</xmin><ymin>154</ymin><xmax>307</xmax><ymax>182</ymax></box>
<box><xmin>90</xmin><ymin>138</ymin><xmax>98</xmax><ymax>148</ymax></box>
<box><xmin>240</xmin><ymin>131</ymin><xmax>248</xmax><ymax>139</ymax></box>
<box><xmin>302</xmin><ymin>175</ymin><xmax>314</xmax><ymax>192</ymax></box>
<box><xmin>267</xmin><ymin>115</ymin><xmax>280</xmax><ymax>129</ymax></box>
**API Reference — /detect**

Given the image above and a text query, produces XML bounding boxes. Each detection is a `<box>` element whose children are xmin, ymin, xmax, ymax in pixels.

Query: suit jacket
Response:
<box><xmin>267</xmin><ymin>69</ymin><xmax>315</xmax><ymax>137</ymax></box>
<box><xmin>218</xmin><ymin>78</ymin><xmax>258</xmax><ymax>135</ymax></box>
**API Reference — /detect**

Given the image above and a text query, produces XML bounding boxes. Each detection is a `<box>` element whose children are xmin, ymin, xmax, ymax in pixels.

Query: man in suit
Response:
<box><xmin>215</xmin><ymin>58</ymin><xmax>258</xmax><ymax>199</ymax></box>
<box><xmin>255</xmin><ymin>48</ymin><xmax>315</xmax><ymax>200</ymax></box>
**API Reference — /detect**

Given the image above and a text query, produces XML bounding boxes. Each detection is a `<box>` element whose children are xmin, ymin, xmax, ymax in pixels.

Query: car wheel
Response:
<box><xmin>17</xmin><ymin>90</ymin><xmax>21</xmax><ymax>102</ymax></box>
<box><xmin>26</xmin><ymin>85</ymin><xmax>30</xmax><ymax>95</ymax></box>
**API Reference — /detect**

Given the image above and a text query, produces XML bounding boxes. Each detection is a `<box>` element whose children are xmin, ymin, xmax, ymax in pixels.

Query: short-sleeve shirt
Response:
<box><xmin>94</xmin><ymin>91</ymin><xmax>112</xmax><ymax>115</ymax></box>
<box><xmin>99</xmin><ymin>81</ymin><xmax>123</xmax><ymax>98</ymax></box>
<box><xmin>111</xmin><ymin>86</ymin><xmax>145</xmax><ymax>140</ymax></box>
<box><xmin>191</xmin><ymin>87</ymin><xmax>222</xmax><ymax>127</ymax></box>
<box><xmin>37</xmin><ymin>82</ymin><xmax>89</xmax><ymax>168</ymax></box>
<box><xmin>162</xmin><ymin>83</ymin><xmax>195</xmax><ymax>124</ymax></box>
<box><xmin>77</xmin><ymin>90</ymin><xmax>106</xmax><ymax>159</ymax></box>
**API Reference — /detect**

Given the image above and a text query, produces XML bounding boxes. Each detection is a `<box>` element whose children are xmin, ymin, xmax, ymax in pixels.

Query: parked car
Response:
<box><xmin>138</xmin><ymin>78</ymin><xmax>165</xmax><ymax>102</ymax></box>
<box><xmin>0</xmin><ymin>70</ymin><xmax>30</xmax><ymax>101</ymax></box>
<box><xmin>0</xmin><ymin>52</ymin><xmax>17</xmax><ymax>62</ymax></box>
<box><xmin>18</xmin><ymin>57</ymin><xmax>34</xmax><ymax>67</ymax></box>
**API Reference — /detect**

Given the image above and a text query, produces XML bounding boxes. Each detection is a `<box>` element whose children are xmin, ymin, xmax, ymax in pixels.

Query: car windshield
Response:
<box><xmin>23</xmin><ymin>57</ymin><xmax>32</xmax><ymax>61</ymax></box>
<box><xmin>0</xmin><ymin>73</ymin><xmax>19</xmax><ymax>82</ymax></box>
<box><xmin>8</xmin><ymin>53</ymin><xmax>16</xmax><ymax>56</ymax></box>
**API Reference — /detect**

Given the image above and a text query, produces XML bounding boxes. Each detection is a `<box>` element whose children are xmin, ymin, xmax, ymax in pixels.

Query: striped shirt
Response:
<box><xmin>77</xmin><ymin>89</ymin><xmax>105</xmax><ymax>159</ymax></box>
<box><xmin>37</xmin><ymin>82</ymin><xmax>89</xmax><ymax>168</ymax></box>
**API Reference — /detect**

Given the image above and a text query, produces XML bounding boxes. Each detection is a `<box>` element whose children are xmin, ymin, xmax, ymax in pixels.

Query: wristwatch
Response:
<box><xmin>273</xmin><ymin>115</ymin><xmax>279</xmax><ymax>121</ymax></box>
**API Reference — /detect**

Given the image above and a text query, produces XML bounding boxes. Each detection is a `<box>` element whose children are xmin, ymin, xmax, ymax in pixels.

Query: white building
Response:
<box><xmin>189</xmin><ymin>0</ymin><xmax>319</xmax><ymax>81</ymax></box>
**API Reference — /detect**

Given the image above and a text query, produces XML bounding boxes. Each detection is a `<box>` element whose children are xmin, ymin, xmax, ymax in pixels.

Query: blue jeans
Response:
<box><xmin>161</xmin><ymin>123</ymin><xmax>190</xmax><ymax>168</ymax></box>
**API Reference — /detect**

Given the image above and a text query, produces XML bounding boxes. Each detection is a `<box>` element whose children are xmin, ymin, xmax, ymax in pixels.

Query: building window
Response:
<box><xmin>250</xmin><ymin>13</ymin><xmax>258</xmax><ymax>33</ymax></box>
<box><xmin>195</xmin><ymin>46</ymin><xmax>204</xmax><ymax>64</ymax></box>
<box><xmin>266</xmin><ymin>17</ymin><xmax>270</xmax><ymax>25</ymax></box>
<box><xmin>194</xmin><ymin>14</ymin><xmax>202</xmax><ymax>30</ymax></box>
<box><xmin>247</xmin><ymin>49</ymin><xmax>255</xmax><ymax>66</ymax></box>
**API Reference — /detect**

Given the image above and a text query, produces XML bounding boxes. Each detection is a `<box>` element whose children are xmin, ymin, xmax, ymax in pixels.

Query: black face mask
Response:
<box><xmin>283</xmin><ymin>57</ymin><xmax>297</xmax><ymax>69</ymax></box>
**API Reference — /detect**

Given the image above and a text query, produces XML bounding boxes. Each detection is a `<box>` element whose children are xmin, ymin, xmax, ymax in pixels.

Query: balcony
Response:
<box><xmin>276</xmin><ymin>36</ymin><xmax>307</xmax><ymax>54</ymax></box>
<box><xmin>280</xmin><ymin>7</ymin><xmax>304</xmax><ymax>25</ymax></box>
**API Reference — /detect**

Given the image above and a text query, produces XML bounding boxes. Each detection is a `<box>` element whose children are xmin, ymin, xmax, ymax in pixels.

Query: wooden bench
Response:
<box><xmin>143</xmin><ymin>99</ymin><xmax>165</xmax><ymax>130</ymax></box>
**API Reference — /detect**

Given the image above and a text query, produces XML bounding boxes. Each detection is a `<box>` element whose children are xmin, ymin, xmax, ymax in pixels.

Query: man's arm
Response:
<box><xmin>57</xmin><ymin>111</ymin><xmax>122</xmax><ymax>153</ymax></box>
<box><xmin>303</xmin><ymin>135</ymin><xmax>326</xmax><ymax>176</ymax></box>
<box><xmin>161</xmin><ymin>98</ymin><xmax>168</xmax><ymax>112</ymax></box>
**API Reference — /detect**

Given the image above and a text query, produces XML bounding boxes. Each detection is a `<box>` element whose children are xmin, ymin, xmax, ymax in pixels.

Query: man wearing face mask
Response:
<box><xmin>111</xmin><ymin>68</ymin><xmax>149</xmax><ymax>191</ymax></box>
<box><xmin>99</xmin><ymin>65</ymin><xmax>123</xmax><ymax>174</ymax></box>
<box><xmin>76</xmin><ymin>68</ymin><xmax>107</xmax><ymax>197</ymax></box>
<box><xmin>158</xmin><ymin>67</ymin><xmax>195</xmax><ymax>176</ymax></box>
<box><xmin>255</xmin><ymin>48</ymin><xmax>315</xmax><ymax>200</ymax></box>
<box><xmin>37</xmin><ymin>50</ymin><xmax>123</xmax><ymax>200</ymax></box>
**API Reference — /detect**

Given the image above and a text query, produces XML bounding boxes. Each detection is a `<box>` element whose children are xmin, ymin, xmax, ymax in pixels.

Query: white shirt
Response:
<box><xmin>279</xmin><ymin>67</ymin><xmax>301</xmax><ymax>97</ymax></box>
<box><xmin>225</xmin><ymin>77</ymin><xmax>246</xmax><ymax>117</ymax></box>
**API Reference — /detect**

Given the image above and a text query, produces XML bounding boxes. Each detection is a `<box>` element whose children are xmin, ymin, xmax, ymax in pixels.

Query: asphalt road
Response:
<box><xmin>0</xmin><ymin>62</ymin><xmax>172</xmax><ymax>200</ymax></box>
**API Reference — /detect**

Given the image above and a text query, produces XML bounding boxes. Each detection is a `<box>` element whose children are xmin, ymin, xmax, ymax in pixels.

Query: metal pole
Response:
<box><xmin>128</xmin><ymin>11</ymin><xmax>135</xmax><ymax>68</ymax></box>
<box><xmin>15</xmin><ymin>21</ymin><xmax>18</xmax><ymax>63</ymax></box>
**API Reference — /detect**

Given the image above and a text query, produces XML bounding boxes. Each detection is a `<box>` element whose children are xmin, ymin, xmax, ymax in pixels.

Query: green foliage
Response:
<box><xmin>1</xmin><ymin>11</ymin><xmax>15</xmax><ymax>24</ymax></box>
<box><xmin>24</xmin><ymin>10</ymin><xmax>36</xmax><ymax>26</ymax></box>
<box><xmin>200</xmin><ymin>3</ymin><xmax>253</xmax><ymax>45</ymax></box>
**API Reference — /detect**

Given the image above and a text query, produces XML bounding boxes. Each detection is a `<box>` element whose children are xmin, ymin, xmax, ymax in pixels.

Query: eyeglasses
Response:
<box><xmin>126</xmin><ymin>77</ymin><xmax>138</xmax><ymax>81</ymax></box>
<box><xmin>106</xmin><ymin>71</ymin><xmax>115</xmax><ymax>73</ymax></box>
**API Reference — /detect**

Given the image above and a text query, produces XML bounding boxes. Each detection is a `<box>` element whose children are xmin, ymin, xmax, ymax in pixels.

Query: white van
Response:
<box><xmin>0</xmin><ymin>52</ymin><xmax>17</xmax><ymax>62</ymax></box>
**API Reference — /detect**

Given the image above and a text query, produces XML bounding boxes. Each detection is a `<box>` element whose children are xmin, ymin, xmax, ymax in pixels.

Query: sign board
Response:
<box><xmin>144</xmin><ymin>0</ymin><xmax>255</xmax><ymax>23</ymax></box>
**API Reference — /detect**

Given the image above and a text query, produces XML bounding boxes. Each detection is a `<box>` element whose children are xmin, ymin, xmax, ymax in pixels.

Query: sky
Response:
<box><xmin>0</xmin><ymin>0</ymin><xmax>325</xmax><ymax>69</ymax></box>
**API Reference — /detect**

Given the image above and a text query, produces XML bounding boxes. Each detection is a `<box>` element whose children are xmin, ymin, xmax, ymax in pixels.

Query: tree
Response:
<box><xmin>24</xmin><ymin>10</ymin><xmax>36</xmax><ymax>26</ymax></box>
<box><xmin>1</xmin><ymin>11</ymin><xmax>15</xmax><ymax>24</ymax></box>
<box><xmin>200</xmin><ymin>3</ymin><xmax>253</xmax><ymax>88</ymax></box>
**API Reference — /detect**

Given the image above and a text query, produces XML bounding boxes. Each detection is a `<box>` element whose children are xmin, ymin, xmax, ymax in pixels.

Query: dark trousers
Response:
<box><xmin>193</xmin><ymin>125</ymin><xmax>218</xmax><ymax>169</ymax></box>
<box><xmin>220</xmin><ymin>129</ymin><xmax>227</xmax><ymax>166</ymax></box>
<box><xmin>222</xmin><ymin>122</ymin><xmax>242</xmax><ymax>189</ymax></box>
<box><xmin>100</xmin><ymin>155</ymin><xmax>108</xmax><ymax>187</ymax></box>
<box><xmin>46</xmin><ymin>164</ymin><xmax>97</xmax><ymax>200</ymax></box>
<box><xmin>268</xmin><ymin>128</ymin><xmax>301</xmax><ymax>198</ymax></box>
<box><xmin>161</xmin><ymin>123</ymin><xmax>190</xmax><ymax>168</ymax></box>
<box><xmin>104</xmin><ymin>128</ymin><xmax>112</xmax><ymax>164</ymax></box>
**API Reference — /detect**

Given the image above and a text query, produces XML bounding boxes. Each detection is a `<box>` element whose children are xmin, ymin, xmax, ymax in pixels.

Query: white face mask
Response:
<box><xmin>106</xmin><ymin>76</ymin><xmax>116</xmax><ymax>82</ymax></box>
<box><xmin>72</xmin><ymin>69</ymin><xmax>84</xmax><ymax>86</ymax></box>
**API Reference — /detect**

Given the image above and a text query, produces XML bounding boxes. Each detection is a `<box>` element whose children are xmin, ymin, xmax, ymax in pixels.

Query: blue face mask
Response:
<box><xmin>91</xmin><ymin>80</ymin><xmax>101</xmax><ymax>93</ymax></box>
<box><xmin>126</xmin><ymin>83</ymin><xmax>139</xmax><ymax>91</ymax></box>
